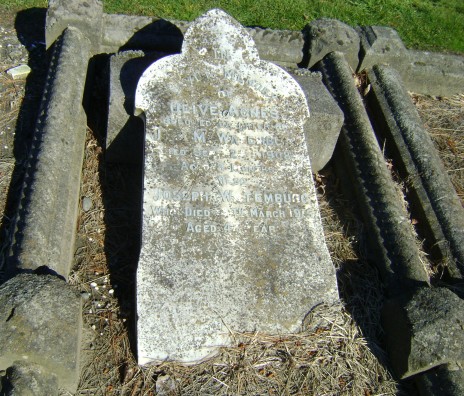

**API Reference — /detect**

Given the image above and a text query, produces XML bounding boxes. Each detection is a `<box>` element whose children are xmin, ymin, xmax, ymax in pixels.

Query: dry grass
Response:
<box><xmin>0</xmin><ymin>71</ymin><xmax>24</xmax><ymax>228</ymax></box>
<box><xmin>411</xmin><ymin>93</ymin><xmax>464</xmax><ymax>205</ymax></box>
<box><xmin>68</xmin><ymin>129</ymin><xmax>399</xmax><ymax>395</ymax></box>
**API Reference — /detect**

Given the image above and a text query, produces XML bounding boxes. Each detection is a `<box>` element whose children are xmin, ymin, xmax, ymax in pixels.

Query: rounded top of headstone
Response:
<box><xmin>182</xmin><ymin>8</ymin><xmax>260</xmax><ymax>65</ymax></box>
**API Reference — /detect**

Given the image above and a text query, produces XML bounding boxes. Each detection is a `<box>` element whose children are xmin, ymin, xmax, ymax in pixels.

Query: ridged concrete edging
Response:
<box><xmin>317</xmin><ymin>51</ymin><xmax>430</xmax><ymax>294</ymax></box>
<box><xmin>0</xmin><ymin>26</ymin><xmax>90</xmax><ymax>395</ymax></box>
<box><xmin>367</xmin><ymin>65</ymin><xmax>464</xmax><ymax>279</ymax></box>
<box><xmin>0</xmin><ymin>0</ymin><xmax>463</xmax><ymax>393</ymax></box>
<box><xmin>318</xmin><ymin>51</ymin><xmax>464</xmax><ymax>394</ymax></box>
<box><xmin>8</xmin><ymin>27</ymin><xmax>90</xmax><ymax>279</ymax></box>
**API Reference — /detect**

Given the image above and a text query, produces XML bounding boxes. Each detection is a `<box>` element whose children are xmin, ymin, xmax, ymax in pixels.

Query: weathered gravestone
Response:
<box><xmin>135</xmin><ymin>9</ymin><xmax>338</xmax><ymax>364</ymax></box>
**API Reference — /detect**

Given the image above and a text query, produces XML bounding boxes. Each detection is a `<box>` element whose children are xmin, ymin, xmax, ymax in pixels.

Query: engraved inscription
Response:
<box><xmin>135</xmin><ymin>8</ymin><xmax>337</xmax><ymax>366</ymax></box>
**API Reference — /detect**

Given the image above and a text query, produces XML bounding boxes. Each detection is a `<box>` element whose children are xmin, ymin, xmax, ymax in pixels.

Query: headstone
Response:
<box><xmin>135</xmin><ymin>9</ymin><xmax>338</xmax><ymax>365</ymax></box>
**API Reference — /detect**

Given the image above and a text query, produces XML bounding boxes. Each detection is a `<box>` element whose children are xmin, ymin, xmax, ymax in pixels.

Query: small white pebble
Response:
<box><xmin>100</xmin><ymin>333</ymin><xmax>104</xmax><ymax>336</ymax></box>
<box><xmin>97</xmin><ymin>303</ymin><xmax>102</xmax><ymax>307</ymax></box>
<box><xmin>108</xmin><ymin>289</ymin><xmax>114</xmax><ymax>295</ymax></box>
<box><xmin>4</xmin><ymin>146</ymin><xmax>8</xmax><ymax>149</ymax></box>
<box><xmin>102</xmin><ymin>285</ymin><xmax>106</xmax><ymax>289</ymax></box>
<box><xmin>105</xmin><ymin>318</ymin><xmax>109</xmax><ymax>322</ymax></box>
<box><xmin>95</xmin><ymin>272</ymin><xmax>100</xmax><ymax>275</ymax></box>
<box><xmin>94</xmin><ymin>286</ymin><xmax>99</xmax><ymax>291</ymax></box>
<box><xmin>88</xmin><ymin>309</ymin><xmax>93</xmax><ymax>314</ymax></box>
<box><xmin>90</xmin><ymin>282</ymin><xmax>97</xmax><ymax>288</ymax></box>
<box><xmin>103</xmin><ymin>277</ymin><xmax>108</xmax><ymax>283</ymax></box>
<box><xmin>122</xmin><ymin>318</ymin><xmax>126</xmax><ymax>322</ymax></box>
<box><xmin>80</xmin><ymin>292</ymin><xmax>91</xmax><ymax>300</ymax></box>
<box><xmin>91</xmin><ymin>325</ymin><xmax>96</xmax><ymax>330</ymax></box>
<box><xmin>102</xmin><ymin>295</ymin><xmax>106</xmax><ymax>299</ymax></box>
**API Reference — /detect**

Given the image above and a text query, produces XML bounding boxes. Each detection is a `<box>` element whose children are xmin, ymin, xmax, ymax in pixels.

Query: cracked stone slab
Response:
<box><xmin>135</xmin><ymin>9</ymin><xmax>338</xmax><ymax>365</ymax></box>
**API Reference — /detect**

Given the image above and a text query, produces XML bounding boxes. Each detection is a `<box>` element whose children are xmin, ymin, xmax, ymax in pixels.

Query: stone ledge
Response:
<box><xmin>382</xmin><ymin>287</ymin><xmax>464</xmax><ymax>379</ymax></box>
<box><xmin>0</xmin><ymin>273</ymin><xmax>82</xmax><ymax>393</ymax></box>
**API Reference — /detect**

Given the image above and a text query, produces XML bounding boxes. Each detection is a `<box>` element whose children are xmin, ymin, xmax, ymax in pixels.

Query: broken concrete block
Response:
<box><xmin>3</xmin><ymin>361</ymin><xmax>59</xmax><ymax>396</ymax></box>
<box><xmin>6</xmin><ymin>64</ymin><xmax>31</xmax><ymax>80</ymax></box>
<box><xmin>416</xmin><ymin>363</ymin><xmax>464</xmax><ymax>396</ymax></box>
<box><xmin>305</xmin><ymin>18</ymin><xmax>360</xmax><ymax>71</ymax></box>
<box><xmin>290</xmin><ymin>69</ymin><xmax>343</xmax><ymax>172</ymax></box>
<box><xmin>46</xmin><ymin>0</ymin><xmax>103</xmax><ymax>53</ymax></box>
<box><xmin>0</xmin><ymin>274</ymin><xmax>82</xmax><ymax>393</ymax></box>
<box><xmin>382</xmin><ymin>287</ymin><xmax>464</xmax><ymax>379</ymax></box>
<box><xmin>357</xmin><ymin>26</ymin><xmax>408</xmax><ymax>72</ymax></box>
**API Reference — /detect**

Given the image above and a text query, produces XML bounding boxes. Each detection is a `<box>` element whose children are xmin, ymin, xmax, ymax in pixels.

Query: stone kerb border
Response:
<box><xmin>0</xmin><ymin>0</ymin><xmax>463</xmax><ymax>393</ymax></box>
<box><xmin>367</xmin><ymin>65</ymin><xmax>464</xmax><ymax>278</ymax></box>
<box><xmin>98</xmin><ymin>14</ymin><xmax>464</xmax><ymax>96</ymax></box>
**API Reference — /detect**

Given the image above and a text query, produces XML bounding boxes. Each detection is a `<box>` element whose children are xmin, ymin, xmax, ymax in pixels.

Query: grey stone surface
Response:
<box><xmin>135</xmin><ymin>9</ymin><xmax>338</xmax><ymax>364</ymax></box>
<box><xmin>46</xmin><ymin>0</ymin><xmax>103</xmax><ymax>54</ymax></box>
<box><xmin>3</xmin><ymin>361</ymin><xmax>58</xmax><ymax>396</ymax></box>
<box><xmin>367</xmin><ymin>65</ymin><xmax>464</xmax><ymax>277</ymax></box>
<box><xmin>6</xmin><ymin>65</ymin><xmax>31</xmax><ymax>80</ymax></box>
<box><xmin>404</xmin><ymin>50</ymin><xmax>464</xmax><ymax>96</ymax></box>
<box><xmin>416</xmin><ymin>363</ymin><xmax>464</xmax><ymax>396</ymax></box>
<box><xmin>290</xmin><ymin>69</ymin><xmax>343</xmax><ymax>172</ymax></box>
<box><xmin>101</xmin><ymin>15</ymin><xmax>184</xmax><ymax>54</ymax></box>
<box><xmin>317</xmin><ymin>52</ymin><xmax>430</xmax><ymax>295</ymax></box>
<box><xmin>82</xmin><ymin>196</ymin><xmax>92</xmax><ymax>212</ymax></box>
<box><xmin>106</xmin><ymin>50</ymin><xmax>161</xmax><ymax>164</ymax></box>
<box><xmin>106</xmin><ymin>56</ymin><xmax>343</xmax><ymax>172</ymax></box>
<box><xmin>101</xmin><ymin>13</ymin><xmax>304</xmax><ymax>66</ymax></box>
<box><xmin>8</xmin><ymin>27</ymin><xmax>90</xmax><ymax>279</ymax></box>
<box><xmin>246</xmin><ymin>27</ymin><xmax>305</xmax><ymax>66</ymax></box>
<box><xmin>0</xmin><ymin>274</ymin><xmax>82</xmax><ymax>393</ymax></box>
<box><xmin>357</xmin><ymin>26</ymin><xmax>408</xmax><ymax>73</ymax></box>
<box><xmin>382</xmin><ymin>287</ymin><xmax>464</xmax><ymax>379</ymax></box>
<box><xmin>305</xmin><ymin>18</ymin><xmax>360</xmax><ymax>71</ymax></box>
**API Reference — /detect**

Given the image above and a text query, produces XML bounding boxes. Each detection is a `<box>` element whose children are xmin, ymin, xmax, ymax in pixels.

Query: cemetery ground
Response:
<box><xmin>0</xmin><ymin>7</ymin><xmax>464</xmax><ymax>396</ymax></box>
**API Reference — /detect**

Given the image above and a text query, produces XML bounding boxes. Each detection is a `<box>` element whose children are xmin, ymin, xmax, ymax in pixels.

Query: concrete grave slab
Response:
<box><xmin>135</xmin><ymin>9</ymin><xmax>338</xmax><ymax>364</ymax></box>
<box><xmin>8</xmin><ymin>27</ymin><xmax>90</xmax><ymax>279</ymax></box>
<box><xmin>357</xmin><ymin>26</ymin><xmax>464</xmax><ymax>96</ymax></box>
<box><xmin>367</xmin><ymin>65</ymin><xmax>464</xmax><ymax>277</ymax></box>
